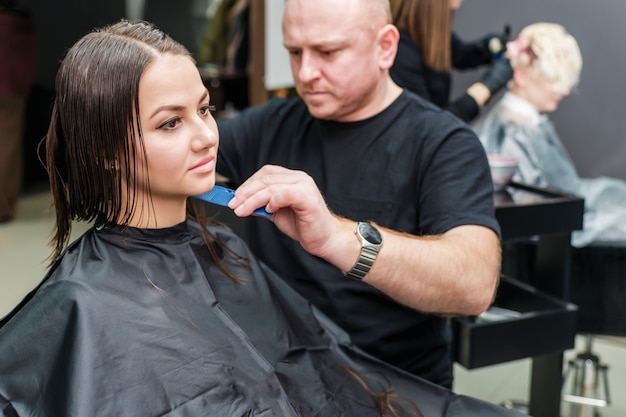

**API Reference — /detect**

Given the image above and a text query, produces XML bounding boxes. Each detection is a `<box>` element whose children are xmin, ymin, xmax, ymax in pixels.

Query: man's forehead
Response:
<box><xmin>283</xmin><ymin>0</ymin><xmax>386</xmax><ymax>22</ymax></box>
<box><xmin>283</xmin><ymin>27</ymin><xmax>352</xmax><ymax>48</ymax></box>
<box><xmin>282</xmin><ymin>3</ymin><xmax>378</xmax><ymax>46</ymax></box>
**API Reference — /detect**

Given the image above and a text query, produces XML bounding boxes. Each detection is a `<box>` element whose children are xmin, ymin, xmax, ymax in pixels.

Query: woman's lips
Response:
<box><xmin>190</xmin><ymin>157</ymin><xmax>215</xmax><ymax>173</ymax></box>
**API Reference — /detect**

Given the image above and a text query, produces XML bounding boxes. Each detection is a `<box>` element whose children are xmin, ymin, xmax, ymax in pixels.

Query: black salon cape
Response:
<box><xmin>0</xmin><ymin>221</ymin><xmax>522</xmax><ymax>417</ymax></box>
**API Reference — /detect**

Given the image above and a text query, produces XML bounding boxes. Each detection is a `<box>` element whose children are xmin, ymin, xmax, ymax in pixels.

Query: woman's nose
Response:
<box><xmin>191</xmin><ymin>118</ymin><xmax>218</xmax><ymax>150</ymax></box>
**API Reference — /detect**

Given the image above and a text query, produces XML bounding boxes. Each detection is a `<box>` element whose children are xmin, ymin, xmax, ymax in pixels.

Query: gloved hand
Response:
<box><xmin>479</xmin><ymin>56</ymin><xmax>513</xmax><ymax>95</ymax></box>
<box><xmin>476</xmin><ymin>32</ymin><xmax>509</xmax><ymax>60</ymax></box>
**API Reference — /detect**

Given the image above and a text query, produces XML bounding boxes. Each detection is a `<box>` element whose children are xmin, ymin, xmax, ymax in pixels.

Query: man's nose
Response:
<box><xmin>298</xmin><ymin>51</ymin><xmax>321</xmax><ymax>83</ymax></box>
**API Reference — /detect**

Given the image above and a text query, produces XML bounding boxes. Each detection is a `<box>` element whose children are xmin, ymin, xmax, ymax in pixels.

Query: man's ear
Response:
<box><xmin>378</xmin><ymin>24</ymin><xmax>399</xmax><ymax>70</ymax></box>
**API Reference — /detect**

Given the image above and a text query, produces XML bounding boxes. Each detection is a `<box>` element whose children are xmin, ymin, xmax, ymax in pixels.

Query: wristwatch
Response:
<box><xmin>346</xmin><ymin>222</ymin><xmax>383</xmax><ymax>280</ymax></box>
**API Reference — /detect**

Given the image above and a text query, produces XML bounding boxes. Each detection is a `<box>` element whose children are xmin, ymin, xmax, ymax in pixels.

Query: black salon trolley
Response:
<box><xmin>454</xmin><ymin>182</ymin><xmax>585</xmax><ymax>417</ymax></box>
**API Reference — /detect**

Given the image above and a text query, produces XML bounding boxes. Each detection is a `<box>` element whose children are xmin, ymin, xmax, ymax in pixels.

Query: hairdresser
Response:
<box><xmin>217</xmin><ymin>0</ymin><xmax>501</xmax><ymax>390</ymax></box>
<box><xmin>389</xmin><ymin>0</ymin><xmax>512</xmax><ymax>123</ymax></box>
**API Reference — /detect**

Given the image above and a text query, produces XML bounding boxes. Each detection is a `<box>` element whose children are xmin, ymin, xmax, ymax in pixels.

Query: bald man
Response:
<box><xmin>216</xmin><ymin>0</ymin><xmax>501</xmax><ymax>388</ymax></box>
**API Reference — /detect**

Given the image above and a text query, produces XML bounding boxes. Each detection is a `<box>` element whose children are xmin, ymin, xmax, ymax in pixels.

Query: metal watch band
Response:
<box><xmin>346</xmin><ymin>245</ymin><xmax>379</xmax><ymax>280</ymax></box>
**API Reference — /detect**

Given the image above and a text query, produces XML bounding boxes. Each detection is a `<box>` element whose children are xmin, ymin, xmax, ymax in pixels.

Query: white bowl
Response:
<box><xmin>488</xmin><ymin>154</ymin><xmax>518</xmax><ymax>191</ymax></box>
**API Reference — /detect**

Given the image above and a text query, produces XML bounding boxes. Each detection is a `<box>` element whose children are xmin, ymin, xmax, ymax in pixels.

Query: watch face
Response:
<box><xmin>358</xmin><ymin>222</ymin><xmax>383</xmax><ymax>245</ymax></box>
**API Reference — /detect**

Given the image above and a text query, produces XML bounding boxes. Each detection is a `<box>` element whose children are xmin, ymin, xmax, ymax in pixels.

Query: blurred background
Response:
<box><xmin>15</xmin><ymin>0</ymin><xmax>626</xmax><ymax>192</ymax></box>
<box><xmin>452</xmin><ymin>0</ymin><xmax>626</xmax><ymax>181</ymax></box>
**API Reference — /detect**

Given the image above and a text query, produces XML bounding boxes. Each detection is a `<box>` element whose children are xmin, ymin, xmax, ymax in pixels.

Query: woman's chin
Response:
<box><xmin>193</xmin><ymin>179</ymin><xmax>217</xmax><ymax>197</ymax></box>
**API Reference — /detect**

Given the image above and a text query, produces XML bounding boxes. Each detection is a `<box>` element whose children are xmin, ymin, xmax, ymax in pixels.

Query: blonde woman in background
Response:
<box><xmin>473</xmin><ymin>22</ymin><xmax>626</xmax><ymax>247</ymax></box>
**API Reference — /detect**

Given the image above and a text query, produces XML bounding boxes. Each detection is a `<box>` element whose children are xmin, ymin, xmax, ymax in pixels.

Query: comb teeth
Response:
<box><xmin>197</xmin><ymin>186</ymin><xmax>235</xmax><ymax>206</ymax></box>
<box><xmin>193</xmin><ymin>186</ymin><xmax>271</xmax><ymax>217</ymax></box>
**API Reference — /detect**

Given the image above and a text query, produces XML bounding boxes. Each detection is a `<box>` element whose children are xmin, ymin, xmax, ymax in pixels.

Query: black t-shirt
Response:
<box><xmin>217</xmin><ymin>91</ymin><xmax>499</xmax><ymax>387</ymax></box>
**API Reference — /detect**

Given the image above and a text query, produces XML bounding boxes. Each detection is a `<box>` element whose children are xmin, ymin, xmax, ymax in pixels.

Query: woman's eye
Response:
<box><xmin>200</xmin><ymin>104</ymin><xmax>216</xmax><ymax>116</ymax></box>
<box><xmin>158</xmin><ymin>118</ymin><xmax>180</xmax><ymax>130</ymax></box>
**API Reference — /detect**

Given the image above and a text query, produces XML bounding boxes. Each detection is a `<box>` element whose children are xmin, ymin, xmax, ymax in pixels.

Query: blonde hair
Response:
<box><xmin>509</xmin><ymin>22</ymin><xmax>582</xmax><ymax>93</ymax></box>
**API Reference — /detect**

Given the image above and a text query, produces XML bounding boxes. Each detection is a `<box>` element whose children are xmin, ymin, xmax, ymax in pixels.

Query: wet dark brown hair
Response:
<box><xmin>45</xmin><ymin>19</ymin><xmax>244</xmax><ymax>280</ymax></box>
<box><xmin>343</xmin><ymin>367</ymin><xmax>425</xmax><ymax>417</ymax></box>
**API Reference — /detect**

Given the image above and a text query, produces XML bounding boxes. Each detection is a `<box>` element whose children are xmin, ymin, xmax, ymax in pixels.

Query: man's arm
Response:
<box><xmin>353</xmin><ymin>222</ymin><xmax>500</xmax><ymax>316</ymax></box>
<box><xmin>228</xmin><ymin>165</ymin><xmax>501</xmax><ymax>316</ymax></box>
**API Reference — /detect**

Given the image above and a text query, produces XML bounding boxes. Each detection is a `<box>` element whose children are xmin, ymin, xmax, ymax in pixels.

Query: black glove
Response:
<box><xmin>480</xmin><ymin>56</ymin><xmax>513</xmax><ymax>95</ymax></box>
<box><xmin>476</xmin><ymin>32</ymin><xmax>509</xmax><ymax>60</ymax></box>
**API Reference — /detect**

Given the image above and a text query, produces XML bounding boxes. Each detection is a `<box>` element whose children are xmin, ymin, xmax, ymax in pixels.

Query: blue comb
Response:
<box><xmin>194</xmin><ymin>185</ymin><xmax>272</xmax><ymax>217</ymax></box>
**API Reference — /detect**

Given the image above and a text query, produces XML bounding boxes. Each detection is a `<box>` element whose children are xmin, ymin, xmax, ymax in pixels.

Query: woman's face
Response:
<box><xmin>134</xmin><ymin>54</ymin><xmax>218</xmax><ymax>216</ymax></box>
<box><xmin>517</xmin><ymin>69</ymin><xmax>570</xmax><ymax>113</ymax></box>
<box><xmin>450</xmin><ymin>0</ymin><xmax>464</xmax><ymax>11</ymax></box>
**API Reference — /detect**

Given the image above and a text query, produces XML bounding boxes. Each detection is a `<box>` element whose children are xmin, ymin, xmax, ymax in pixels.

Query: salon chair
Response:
<box><xmin>561</xmin><ymin>243</ymin><xmax>626</xmax><ymax>417</ymax></box>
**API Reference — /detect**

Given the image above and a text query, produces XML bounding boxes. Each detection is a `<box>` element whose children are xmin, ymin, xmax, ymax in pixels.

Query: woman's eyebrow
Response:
<box><xmin>149</xmin><ymin>89</ymin><xmax>209</xmax><ymax>120</ymax></box>
<box><xmin>199</xmin><ymin>89</ymin><xmax>209</xmax><ymax>104</ymax></box>
<box><xmin>149</xmin><ymin>104</ymin><xmax>185</xmax><ymax>120</ymax></box>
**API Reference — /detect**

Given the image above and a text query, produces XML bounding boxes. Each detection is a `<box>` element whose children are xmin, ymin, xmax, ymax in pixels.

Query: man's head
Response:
<box><xmin>507</xmin><ymin>22</ymin><xmax>582</xmax><ymax>113</ymax></box>
<box><xmin>282</xmin><ymin>0</ymin><xmax>400</xmax><ymax>122</ymax></box>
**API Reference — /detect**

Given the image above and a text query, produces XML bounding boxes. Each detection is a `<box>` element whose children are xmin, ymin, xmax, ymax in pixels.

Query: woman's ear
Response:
<box><xmin>378</xmin><ymin>24</ymin><xmax>400</xmax><ymax>70</ymax></box>
<box><xmin>511</xmin><ymin>66</ymin><xmax>529</xmax><ymax>90</ymax></box>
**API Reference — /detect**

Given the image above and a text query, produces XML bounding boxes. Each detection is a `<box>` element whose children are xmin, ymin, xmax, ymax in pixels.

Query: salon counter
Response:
<box><xmin>454</xmin><ymin>182</ymin><xmax>585</xmax><ymax>417</ymax></box>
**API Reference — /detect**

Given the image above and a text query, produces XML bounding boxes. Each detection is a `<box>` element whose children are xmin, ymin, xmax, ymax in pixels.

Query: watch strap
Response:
<box><xmin>346</xmin><ymin>245</ymin><xmax>379</xmax><ymax>280</ymax></box>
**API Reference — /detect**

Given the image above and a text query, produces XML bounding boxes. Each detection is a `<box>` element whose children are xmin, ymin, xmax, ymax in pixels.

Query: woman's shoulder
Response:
<box><xmin>0</xmin><ymin>259</ymin><xmax>90</xmax><ymax>334</ymax></box>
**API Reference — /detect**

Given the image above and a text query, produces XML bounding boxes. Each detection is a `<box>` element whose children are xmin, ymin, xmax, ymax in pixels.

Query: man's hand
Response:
<box><xmin>227</xmin><ymin>165</ymin><xmax>353</xmax><ymax>263</ymax></box>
